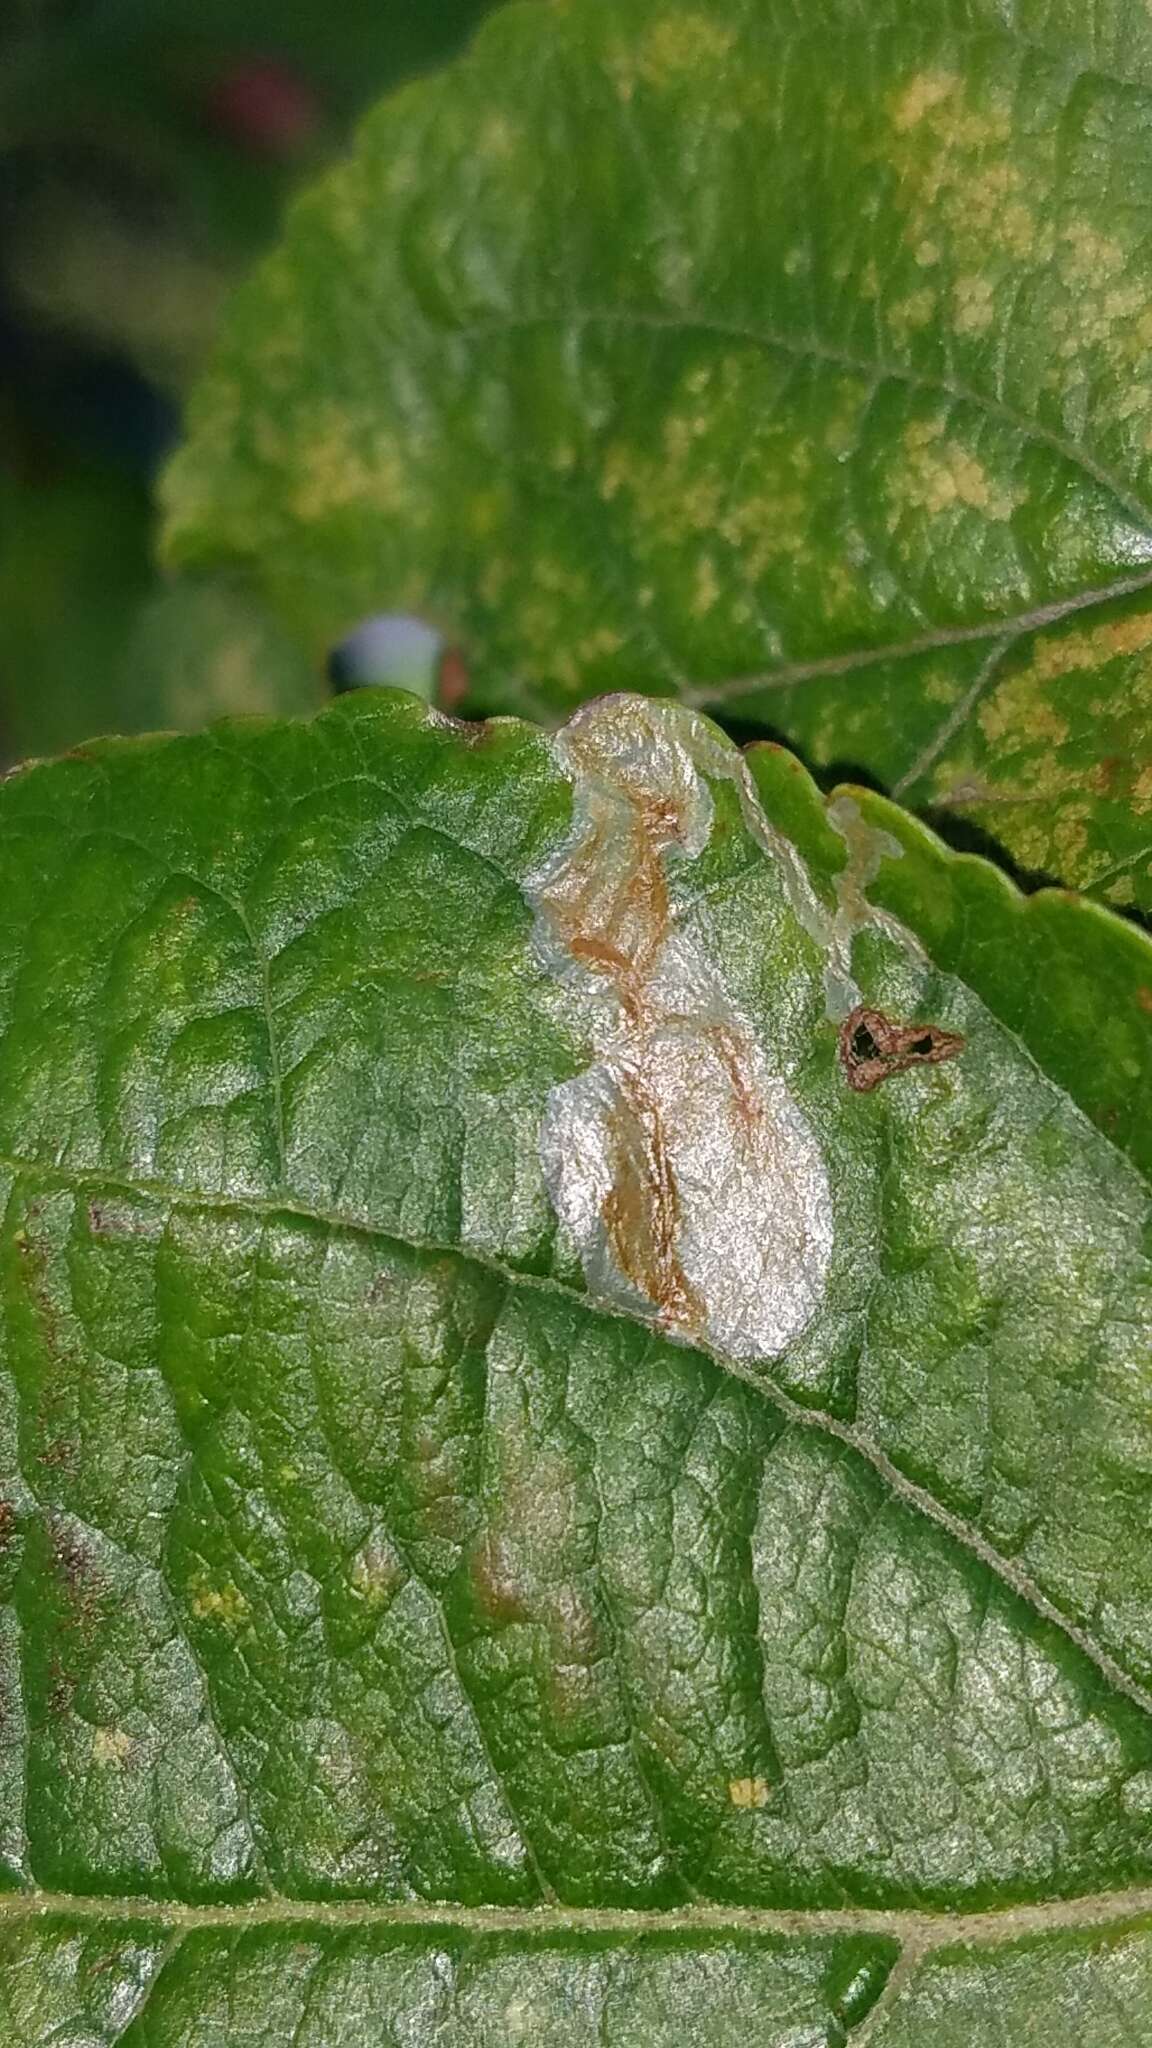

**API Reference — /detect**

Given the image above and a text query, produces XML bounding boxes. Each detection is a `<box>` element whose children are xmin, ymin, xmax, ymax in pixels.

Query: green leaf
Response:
<box><xmin>0</xmin><ymin>1915</ymin><xmax>896</xmax><ymax>2045</ymax></box>
<box><xmin>864</xmin><ymin>1916</ymin><xmax>1152</xmax><ymax>2046</ymax></box>
<box><xmin>164</xmin><ymin>0</ymin><xmax>1152</xmax><ymax>909</ymax></box>
<box><xmin>0</xmin><ymin>687</ymin><xmax>1151</xmax><ymax>2037</ymax></box>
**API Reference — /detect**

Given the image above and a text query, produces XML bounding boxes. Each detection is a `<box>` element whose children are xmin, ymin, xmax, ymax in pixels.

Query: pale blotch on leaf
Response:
<box><xmin>191</xmin><ymin>1578</ymin><xmax>250</xmax><ymax>1626</ymax></box>
<box><xmin>576</xmin><ymin>624</ymin><xmax>627</xmax><ymax>665</ymax></box>
<box><xmin>1030</xmin><ymin>609</ymin><xmax>1152</xmax><ymax>684</ymax></box>
<box><xmin>479</xmin><ymin>113</ymin><xmax>516</xmax><ymax>162</ymax></box>
<box><xmin>634</xmin><ymin>12</ymin><xmax>736</xmax><ymax>88</ymax></box>
<box><xmin>694</xmin><ymin>555</ymin><xmax>722</xmax><ymax>616</ymax></box>
<box><xmin>921</xmin><ymin>668</ymin><xmax>958</xmax><ymax>706</ymax></box>
<box><xmin>728</xmin><ymin>1775</ymin><xmax>771</xmax><ymax>1808</ymax></box>
<box><xmin>890</xmin><ymin>69</ymin><xmax>963</xmax><ymax>135</ymax></box>
<box><xmin>952</xmin><ymin>273</ymin><xmax>996</xmax><ymax>336</ymax></box>
<box><xmin>350</xmin><ymin>1538</ymin><xmax>405</xmax><ymax>1608</ymax></box>
<box><xmin>979</xmin><ymin>673</ymin><xmax>1071</xmax><ymax>751</ymax></box>
<box><xmin>893</xmin><ymin>416</ymin><xmax>1019</xmax><ymax>525</ymax></box>
<box><xmin>1121</xmin><ymin>1771</ymin><xmax>1152</xmax><ymax>1818</ymax></box>
<box><xmin>91</xmin><ymin>1726</ymin><xmax>133</xmax><ymax>1768</ymax></box>
<box><xmin>530</xmin><ymin>696</ymin><xmax>834</xmax><ymax>1364</ymax></box>
<box><xmin>888</xmin><ymin>286</ymin><xmax>937</xmax><ymax>338</ymax></box>
<box><xmin>287</xmin><ymin>405</ymin><xmax>415</xmax><ymax>527</ymax></box>
<box><xmin>886</xmin><ymin>70</ymin><xmax>1041</xmax><ymax>320</ymax></box>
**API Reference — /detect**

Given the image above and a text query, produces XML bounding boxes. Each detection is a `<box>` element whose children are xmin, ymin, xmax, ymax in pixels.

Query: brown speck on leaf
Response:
<box><xmin>436</xmin><ymin>645</ymin><xmax>470</xmax><ymax>713</ymax></box>
<box><xmin>1137</xmin><ymin>987</ymin><xmax>1152</xmax><ymax>1016</ymax></box>
<box><xmin>469</xmin><ymin>1535</ymin><xmax>533</xmax><ymax>1626</ymax></box>
<box><xmin>40</xmin><ymin>1439</ymin><xmax>75</xmax><ymax>1472</ymax></box>
<box><xmin>85</xmin><ymin>1199</ymin><xmax>154</xmax><ymax>1239</ymax></box>
<box><xmin>1091</xmin><ymin>755</ymin><xmax>1126</xmax><ymax>796</ymax></box>
<box><xmin>49</xmin><ymin>1519</ymin><xmax>103</xmax><ymax>1626</ymax></box>
<box><xmin>52</xmin><ymin>1524</ymin><xmax>90</xmax><ymax>1587</ymax></box>
<box><xmin>708</xmin><ymin>1022</ymin><xmax>765</xmax><ymax>1143</ymax></box>
<box><xmin>839</xmin><ymin>1004</ymin><xmax>966</xmax><ymax>1092</ymax></box>
<box><xmin>547</xmin><ymin>767</ymin><xmax>689</xmax><ymax>1007</ymax></box>
<box><xmin>600</xmin><ymin>1070</ymin><xmax>705</xmax><ymax>1336</ymax></box>
<box><xmin>48</xmin><ymin>1658</ymin><xmax>74</xmax><ymax>1717</ymax></box>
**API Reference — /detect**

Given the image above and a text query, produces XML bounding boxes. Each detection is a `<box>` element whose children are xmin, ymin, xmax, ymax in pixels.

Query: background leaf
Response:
<box><xmin>0</xmin><ymin>0</ymin><xmax>503</xmax><ymax>762</ymax></box>
<box><xmin>164</xmin><ymin>0</ymin><xmax>1152</xmax><ymax>910</ymax></box>
<box><xmin>0</xmin><ymin>688</ymin><xmax>1150</xmax><ymax>2037</ymax></box>
<box><xmin>0</xmin><ymin>459</ymin><xmax>321</xmax><ymax>757</ymax></box>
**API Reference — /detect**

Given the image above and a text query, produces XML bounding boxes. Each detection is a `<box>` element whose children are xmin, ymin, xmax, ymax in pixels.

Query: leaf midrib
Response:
<box><xmin>2</xmin><ymin>1882</ymin><xmax>1152</xmax><ymax>1946</ymax></box>
<box><xmin>5</xmin><ymin>1147</ymin><xmax>1150</xmax><ymax>1730</ymax></box>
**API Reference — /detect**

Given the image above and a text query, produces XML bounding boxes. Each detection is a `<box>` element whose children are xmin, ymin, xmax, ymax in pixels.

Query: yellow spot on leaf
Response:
<box><xmin>952</xmin><ymin>273</ymin><xmax>996</xmax><ymax>336</ymax></box>
<box><xmin>92</xmin><ymin>1727</ymin><xmax>133</xmax><ymax>1768</ymax></box>
<box><xmin>1030</xmin><ymin>609</ymin><xmax>1152</xmax><ymax>682</ymax></box>
<box><xmin>577</xmin><ymin>625</ymin><xmax>626</xmax><ymax>662</ymax></box>
<box><xmin>191</xmin><ymin>1579</ymin><xmax>250</xmax><ymax>1626</ymax></box>
<box><xmin>637</xmin><ymin>13</ymin><xmax>735</xmax><ymax>83</ymax></box>
<box><xmin>897</xmin><ymin>416</ymin><xmax>1018</xmax><ymax>521</ymax></box>
<box><xmin>1062</xmin><ymin>222</ymin><xmax>1128</xmax><ymax>283</ymax></box>
<box><xmin>467</xmin><ymin>489</ymin><xmax>509</xmax><ymax>541</ymax></box>
<box><xmin>891</xmin><ymin>70</ymin><xmax>961</xmax><ymax>133</ymax></box>
<box><xmin>479</xmin><ymin>114</ymin><xmax>516</xmax><ymax>160</ymax></box>
<box><xmin>480</xmin><ymin>556</ymin><xmax>513</xmax><ymax>606</ymax></box>
<box><xmin>979</xmin><ymin>673</ymin><xmax>1070</xmax><ymax>749</ymax></box>
<box><xmin>288</xmin><ymin>406</ymin><xmax>412</xmax><ymax>526</ymax></box>
<box><xmin>694</xmin><ymin>555</ymin><xmax>721</xmax><ymax>615</ymax></box>
<box><xmin>729</xmin><ymin>1775</ymin><xmax>771</xmax><ymax>1808</ymax></box>
<box><xmin>351</xmin><ymin>1539</ymin><xmax>405</xmax><ymax>1607</ymax></box>
<box><xmin>921</xmin><ymin>668</ymin><xmax>958</xmax><ymax>705</ymax></box>
<box><xmin>889</xmin><ymin>287</ymin><xmax>937</xmax><ymax>336</ymax></box>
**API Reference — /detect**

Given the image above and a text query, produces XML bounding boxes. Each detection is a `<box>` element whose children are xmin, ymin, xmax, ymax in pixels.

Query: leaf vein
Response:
<box><xmin>0</xmin><ymin>1152</ymin><xmax>1148</xmax><ymax>1731</ymax></box>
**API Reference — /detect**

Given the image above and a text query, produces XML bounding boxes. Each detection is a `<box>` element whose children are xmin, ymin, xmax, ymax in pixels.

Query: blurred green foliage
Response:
<box><xmin>0</xmin><ymin>0</ymin><xmax>497</xmax><ymax>762</ymax></box>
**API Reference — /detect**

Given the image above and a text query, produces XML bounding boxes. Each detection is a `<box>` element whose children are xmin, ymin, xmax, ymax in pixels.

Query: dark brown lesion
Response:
<box><xmin>707</xmin><ymin>1022</ymin><xmax>765</xmax><ymax>1144</ymax></box>
<box><xmin>548</xmin><ymin>782</ymin><xmax>692</xmax><ymax>1010</ymax></box>
<box><xmin>839</xmin><ymin>1004</ymin><xmax>966</xmax><ymax>1093</ymax></box>
<box><xmin>542</xmin><ymin>730</ymin><xmax>714</xmax><ymax>1331</ymax></box>
<box><xmin>600</xmin><ymin>1067</ymin><xmax>705</xmax><ymax>1337</ymax></box>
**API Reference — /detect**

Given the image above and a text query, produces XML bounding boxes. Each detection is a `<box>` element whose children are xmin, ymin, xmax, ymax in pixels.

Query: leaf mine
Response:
<box><xmin>530</xmin><ymin>695</ymin><xmax>834</xmax><ymax>1362</ymax></box>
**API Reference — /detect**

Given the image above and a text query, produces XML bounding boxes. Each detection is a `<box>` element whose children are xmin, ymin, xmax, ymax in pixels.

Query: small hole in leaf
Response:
<box><xmin>839</xmin><ymin>1004</ymin><xmax>966</xmax><ymax>1092</ymax></box>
